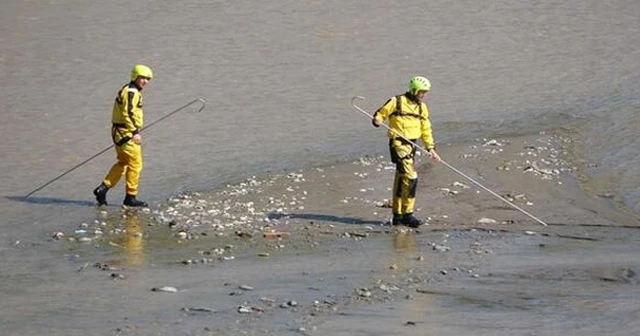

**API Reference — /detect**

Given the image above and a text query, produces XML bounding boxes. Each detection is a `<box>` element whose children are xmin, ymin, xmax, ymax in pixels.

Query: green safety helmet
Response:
<box><xmin>131</xmin><ymin>64</ymin><xmax>153</xmax><ymax>81</ymax></box>
<box><xmin>409</xmin><ymin>76</ymin><xmax>431</xmax><ymax>95</ymax></box>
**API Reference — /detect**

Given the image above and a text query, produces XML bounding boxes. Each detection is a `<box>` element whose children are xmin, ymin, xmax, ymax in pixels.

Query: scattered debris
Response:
<box><xmin>151</xmin><ymin>286</ymin><xmax>178</xmax><ymax>293</ymax></box>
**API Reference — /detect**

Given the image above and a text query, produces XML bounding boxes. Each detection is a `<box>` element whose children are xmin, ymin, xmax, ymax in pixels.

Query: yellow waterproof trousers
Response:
<box><xmin>103</xmin><ymin>142</ymin><xmax>143</xmax><ymax>195</ymax></box>
<box><xmin>390</xmin><ymin>140</ymin><xmax>418</xmax><ymax>215</ymax></box>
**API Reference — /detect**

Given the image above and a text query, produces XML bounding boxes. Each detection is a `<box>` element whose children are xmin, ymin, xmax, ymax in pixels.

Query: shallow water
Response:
<box><xmin>1</xmin><ymin>0</ymin><xmax>639</xmax><ymax>334</ymax></box>
<box><xmin>319</xmin><ymin>232</ymin><xmax>640</xmax><ymax>336</ymax></box>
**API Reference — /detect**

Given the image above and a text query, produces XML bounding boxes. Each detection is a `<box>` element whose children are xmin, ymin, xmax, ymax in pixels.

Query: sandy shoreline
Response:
<box><xmin>7</xmin><ymin>130</ymin><xmax>640</xmax><ymax>336</ymax></box>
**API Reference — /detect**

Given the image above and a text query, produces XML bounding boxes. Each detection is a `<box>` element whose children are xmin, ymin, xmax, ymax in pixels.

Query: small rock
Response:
<box><xmin>263</xmin><ymin>231</ymin><xmax>290</xmax><ymax>239</ymax></box>
<box><xmin>182</xmin><ymin>307</ymin><xmax>216</xmax><ymax>313</ymax></box>
<box><xmin>111</xmin><ymin>273</ymin><xmax>126</xmax><ymax>280</ymax></box>
<box><xmin>151</xmin><ymin>286</ymin><xmax>178</xmax><ymax>293</ymax></box>
<box><xmin>238</xmin><ymin>306</ymin><xmax>252</xmax><ymax>314</ymax></box>
<box><xmin>452</xmin><ymin>181</ymin><xmax>470</xmax><ymax>189</ymax></box>
<box><xmin>477</xmin><ymin>217</ymin><xmax>497</xmax><ymax>224</ymax></box>
<box><xmin>260</xmin><ymin>297</ymin><xmax>276</xmax><ymax>303</ymax></box>
<box><xmin>484</xmin><ymin>139</ymin><xmax>502</xmax><ymax>146</ymax></box>
<box><xmin>432</xmin><ymin>244</ymin><xmax>450</xmax><ymax>252</ymax></box>
<box><xmin>379</xmin><ymin>284</ymin><xmax>399</xmax><ymax>293</ymax></box>
<box><xmin>357</xmin><ymin>289</ymin><xmax>372</xmax><ymax>298</ymax></box>
<box><xmin>235</xmin><ymin>231</ymin><xmax>253</xmax><ymax>238</ymax></box>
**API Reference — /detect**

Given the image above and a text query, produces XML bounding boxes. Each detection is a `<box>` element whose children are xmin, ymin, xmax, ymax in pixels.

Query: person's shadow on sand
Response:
<box><xmin>6</xmin><ymin>195</ymin><xmax>95</xmax><ymax>207</ymax></box>
<box><xmin>268</xmin><ymin>212</ymin><xmax>385</xmax><ymax>226</ymax></box>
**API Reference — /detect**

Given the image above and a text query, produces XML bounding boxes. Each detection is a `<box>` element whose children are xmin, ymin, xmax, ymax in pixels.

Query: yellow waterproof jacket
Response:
<box><xmin>111</xmin><ymin>82</ymin><xmax>144</xmax><ymax>146</ymax></box>
<box><xmin>373</xmin><ymin>93</ymin><xmax>435</xmax><ymax>150</ymax></box>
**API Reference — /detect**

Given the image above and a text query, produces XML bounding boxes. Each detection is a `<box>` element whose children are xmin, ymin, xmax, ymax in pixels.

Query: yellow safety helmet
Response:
<box><xmin>409</xmin><ymin>76</ymin><xmax>431</xmax><ymax>95</ymax></box>
<box><xmin>131</xmin><ymin>64</ymin><xmax>153</xmax><ymax>81</ymax></box>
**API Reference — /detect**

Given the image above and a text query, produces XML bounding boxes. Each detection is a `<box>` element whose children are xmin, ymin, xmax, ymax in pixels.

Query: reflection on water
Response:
<box><xmin>391</xmin><ymin>230</ymin><xmax>440</xmax><ymax>323</ymax></box>
<box><xmin>113</xmin><ymin>211</ymin><xmax>146</xmax><ymax>266</ymax></box>
<box><xmin>389</xmin><ymin>230</ymin><xmax>418</xmax><ymax>273</ymax></box>
<box><xmin>392</xmin><ymin>230</ymin><xmax>416</xmax><ymax>254</ymax></box>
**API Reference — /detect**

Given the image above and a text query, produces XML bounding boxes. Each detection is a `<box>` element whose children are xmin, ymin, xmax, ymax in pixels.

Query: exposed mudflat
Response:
<box><xmin>6</xmin><ymin>131</ymin><xmax>637</xmax><ymax>335</ymax></box>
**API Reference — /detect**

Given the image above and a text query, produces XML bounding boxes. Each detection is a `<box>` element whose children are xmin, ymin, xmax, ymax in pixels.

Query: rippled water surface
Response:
<box><xmin>1</xmin><ymin>0</ymin><xmax>639</xmax><ymax>334</ymax></box>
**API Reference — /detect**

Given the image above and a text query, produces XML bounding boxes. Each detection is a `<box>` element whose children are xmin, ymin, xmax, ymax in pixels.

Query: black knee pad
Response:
<box><xmin>408</xmin><ymin>178</ymin><xmax>418</xmax><ymax>197</ymax></box>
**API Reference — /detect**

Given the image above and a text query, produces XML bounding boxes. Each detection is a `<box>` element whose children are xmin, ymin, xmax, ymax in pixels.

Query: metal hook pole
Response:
<box><xmin>351</xmin><ymin>96</ymin><xmax>547</xmax><ymax>226</ymax></box>
<box><xmin>24</xmin><ymin>98</ymin><xmax>207</xmax><ymax>198</ymax></box>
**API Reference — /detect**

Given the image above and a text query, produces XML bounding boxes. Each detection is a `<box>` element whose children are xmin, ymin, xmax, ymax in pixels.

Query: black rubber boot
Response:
<box><xmin>392</xmin><ymin>214</ymin><xmax>403</xmax><ymax>226</ymax></box>
<box><xmin>93</xmin><ymin>183</ymin><xmax>109</xmax><ymax>206</ymax></box>
<box><xmin>401</xmin><ymin>213</ymin><xmax>423</xmax><ymax>228</ymax></box>
<box><xmin>123</xmin><ymin>194</ymin><xmax>148</xmax><ymax>207</ymax></box>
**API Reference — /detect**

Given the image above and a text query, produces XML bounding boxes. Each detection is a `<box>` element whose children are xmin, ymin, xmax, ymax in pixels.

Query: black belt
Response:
<box><xmin>112</xmin><ymin>124</ymin><xmax>131</xmax><ymax>146</ymax></box>
<box><xmin>389</xmin><ymin>137</ymin><xmax>417</xmax><ymax>146</ymax></box>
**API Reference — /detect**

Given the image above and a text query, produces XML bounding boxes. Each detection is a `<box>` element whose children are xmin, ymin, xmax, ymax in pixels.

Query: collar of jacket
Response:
<box><xmin>130</xmin><ymin>81</ymin><xmax>143</xmax><ymax>91</ymax></box>
<box><xmin>404</xmin><ymin>92</ymin><xmax>420</xmax><ymax>104</ymax></box>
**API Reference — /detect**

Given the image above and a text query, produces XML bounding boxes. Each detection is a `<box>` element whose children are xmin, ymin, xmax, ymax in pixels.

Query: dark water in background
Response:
<box><xmin>0</xmin><ymin>0</ymin><xmax>639</xmax><ymax>333</ymax></box>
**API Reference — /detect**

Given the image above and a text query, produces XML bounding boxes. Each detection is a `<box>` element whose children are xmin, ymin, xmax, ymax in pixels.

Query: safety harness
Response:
<box><xmin>111</xmin><ymin>83</ymin><xmax>141</xmax><ymax>146</ymax></box>
<box><xmin>389</xmin><ymin>94</ymin><xmax>426</xmax><ymax>121</ymax></box>
<box><xmin>111</xmin><ymin>124</ymin><xmax>132</xmax><ymax>146</ymax></box>
<box><xmin>388</xmin><ymin>94</ymin><xmax>423</xmax><ymax>163</ymax></box>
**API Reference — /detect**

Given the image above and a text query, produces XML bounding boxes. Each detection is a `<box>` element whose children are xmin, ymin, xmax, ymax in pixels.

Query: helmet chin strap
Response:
<box><xmin>406</xmin><ymin>91</ymin><xmax>420</xmax><ymax>102</ymax></box>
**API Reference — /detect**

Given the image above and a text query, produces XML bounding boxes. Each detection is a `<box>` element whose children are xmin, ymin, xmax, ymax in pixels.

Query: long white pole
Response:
<box><xmin>351</xmin><ymin>96</ymin><xmax>547</xmax><ymax>227</ymax></box>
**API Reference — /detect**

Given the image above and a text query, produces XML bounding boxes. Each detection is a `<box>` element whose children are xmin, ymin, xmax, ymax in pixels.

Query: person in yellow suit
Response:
<box><xmin>93</xmin><ymin>64</ymin><xmax>153</xmax><ymax>207</ymax></box>
<box><xmin>372</xmin><ymin>76</ymin><xmax>441</xmax><ymax>227</ymax></box>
